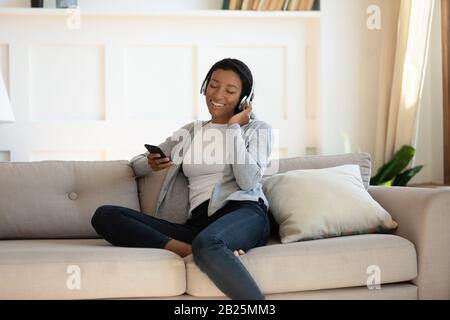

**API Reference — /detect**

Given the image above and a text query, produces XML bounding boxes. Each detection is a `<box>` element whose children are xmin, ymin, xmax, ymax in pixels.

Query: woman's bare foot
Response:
<box><xmin>233</xmin><ymin>249</ymin><xmax>246</xmax><ymax>257</ymax></box>
<box><xmin>164</xmin><ymin>239</ymin><xmax>192</xmax><ymax>257</ymax></box>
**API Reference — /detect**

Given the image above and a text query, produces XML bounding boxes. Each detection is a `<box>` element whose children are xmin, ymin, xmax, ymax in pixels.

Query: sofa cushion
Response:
<box><xmin>262</xmin><ymin>165</ymin><xmax>398</xmax><ymax>243</ymax></box>
<box><xmin>0</xmin><ymin>161</ymin><xmax>140</xmax><ymax>239</ymax></box>
<box><xmin>263</xmin><ymin>152</ymin><xmax>372</xmax><ymax>189</ymax></box>
<box><xmin>136</xmin><ymin>152</ymin><xmax>372</xmax><ymax>221</ymax></box>
<box><xmin>0</xmin><ymin>239</ymin><xmax>186</xmax><ymax>299</ymax></box>
<box><xmin>137</xmin><ymin>167</ymin><xmax>190</xmax><ymax>224</ymax></box>
<box><xmin>185</xmin><ymin>234</ymin><xmax>417</xmax><ymax>297</ymax></box>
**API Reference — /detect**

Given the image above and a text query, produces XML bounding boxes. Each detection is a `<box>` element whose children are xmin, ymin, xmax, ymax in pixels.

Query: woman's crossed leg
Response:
<box><xmin>91</xmin><ymin>205</ymin><xmax>197</xmax><ymax>257</ymax></box>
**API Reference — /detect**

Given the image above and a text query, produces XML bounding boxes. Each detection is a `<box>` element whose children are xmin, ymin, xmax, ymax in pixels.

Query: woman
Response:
<box><xmin>91</xmin><ymin>58</ymin><xmax>274</xmax><ymax>300</ymax></box>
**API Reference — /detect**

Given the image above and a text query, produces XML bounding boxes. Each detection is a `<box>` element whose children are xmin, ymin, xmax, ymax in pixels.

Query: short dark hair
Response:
<box><xmin>201</xmin><ymin>58</ymin><xmax>254</xmax><ymax>104</ymax></box>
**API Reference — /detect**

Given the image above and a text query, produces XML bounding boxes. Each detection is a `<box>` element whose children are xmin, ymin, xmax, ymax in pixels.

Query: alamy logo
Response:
<box><xmin>366</xmin><ymin>265</ymin><xmax>381</xmax><ymax>290</ymax></box>
<box><xmin>66</xmin><ymin>265</ymin><xmax>81</xmax><ymax>290</ymax></box>
<box><xmin>168</xmin><ymin>124</ymin><xmax>280</xmax><ymax>175</ymax></box>
<box><xmin>367</xmin><ymin>5</ymin><xmax>381</xmax><ymax>30</ymax></box>
<box><xmin>66</xmin><ymin>6</ymin><xmax>81</xmax><ymax>30</ymax></box>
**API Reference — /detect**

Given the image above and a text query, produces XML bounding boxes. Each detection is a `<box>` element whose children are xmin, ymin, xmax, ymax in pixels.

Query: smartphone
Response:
<box><xmin>144</xmin><ymin>144</ymin><xmax>167</xmax><ymax>159</ymax></box>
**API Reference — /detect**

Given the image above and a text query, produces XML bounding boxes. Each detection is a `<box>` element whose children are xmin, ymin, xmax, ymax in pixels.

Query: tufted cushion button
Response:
<box><xmin>68</xmin><ymin>191</ymin><xmax>78</xmax><ymax>200</ymax></box>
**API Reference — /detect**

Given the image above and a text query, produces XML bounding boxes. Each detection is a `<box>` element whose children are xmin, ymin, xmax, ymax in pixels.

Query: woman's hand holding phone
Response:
<box><xmin>144</xmin><ymin>145</ymin><xmax>172</xmax><ymax>171</ymax></box>
<box><xmin>147</xmin><ymin>153</ymin><xmax>173</xmax><ymax>171</ymax></box>
<box><xmin>228</xmin><ymin>101</ymin><xmax>253</xmax><ymax>127</ymax></box>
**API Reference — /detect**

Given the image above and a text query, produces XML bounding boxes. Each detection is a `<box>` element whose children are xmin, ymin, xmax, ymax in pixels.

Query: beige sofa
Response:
<box><xmin>0</xmin><ymin>153</ymin><xmax>449</xmax><ymax>300</ymax></box>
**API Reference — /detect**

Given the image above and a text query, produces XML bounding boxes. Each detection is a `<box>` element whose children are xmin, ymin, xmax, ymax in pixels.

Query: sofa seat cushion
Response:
<box><xmin>185</xmin><ymin>234</ymin><xmax>417</xmax><ymax>297</ymax></box>
<box><xmin>0</xmin><ymin>239</ymin><xmax>186</xmax><ymax>299</ymax></box>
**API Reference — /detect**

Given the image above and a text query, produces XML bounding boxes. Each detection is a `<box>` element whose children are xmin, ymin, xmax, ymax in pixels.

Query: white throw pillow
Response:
<box><xmin>262</xmin><ymin>165</ymin><xmax>398</xmax><ymax>243</ymax></box>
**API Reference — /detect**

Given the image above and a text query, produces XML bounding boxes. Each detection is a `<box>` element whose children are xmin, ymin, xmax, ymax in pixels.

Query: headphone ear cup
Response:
<box><xmin>200</xmin><ymin>81</ymin><xmax>205</xmax><ymax>95</ymax></box>
<box><xmin>200</xmin><ymin>78</ymin><xmax>209</xmax><ymax>96</ymax></box>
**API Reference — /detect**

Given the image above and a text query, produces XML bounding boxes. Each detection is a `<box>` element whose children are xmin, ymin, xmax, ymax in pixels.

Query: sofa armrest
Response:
<box><xmin>368</xmin><ymin>186</ymin><xmax>450</xmax><ymax>299</ymax></box>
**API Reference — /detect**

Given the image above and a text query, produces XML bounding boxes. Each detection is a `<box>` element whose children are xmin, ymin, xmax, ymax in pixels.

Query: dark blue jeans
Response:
<box><xmin>91</xmin><ymin>198</ymin><xmax>270</xmax><ymax>300</ymax></box>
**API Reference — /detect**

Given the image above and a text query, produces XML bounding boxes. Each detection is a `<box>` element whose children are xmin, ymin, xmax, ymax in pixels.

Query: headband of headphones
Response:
<box><xmin>200</xmin><ymin>61</ymin><xmax>254</xmax><ymax>102</ymax></box>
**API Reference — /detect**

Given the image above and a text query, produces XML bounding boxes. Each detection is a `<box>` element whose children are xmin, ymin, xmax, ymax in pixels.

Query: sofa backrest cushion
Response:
<box><xmin>137</xmin><ymin>152</ymin><xmax>372</xmax><ymax>220</ymax></box>
<box><xmin>137</xmin><ymin>168</ymin><xmax>189</xmax><ymax>224</ymax></box>
<box><xmin>262</xmin><ymin>164</ymin><xmax>397</xmax><ymax>243</ymax></box>
<box><xmin>263</xmin><ymin>152</ymin><xmax>372</xmax><ymax>189</ymax></box>
<box><xmin>0</xmin><ymin>161</ymin><xmax>140</xmax><ymax>239</ymax></box>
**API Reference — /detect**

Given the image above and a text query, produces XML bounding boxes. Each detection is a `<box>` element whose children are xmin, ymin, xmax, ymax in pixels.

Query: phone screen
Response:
<box><xmin>144</xmin><ymin>144</ymin><xmax>167</xmax><ymax>158</ymax></box>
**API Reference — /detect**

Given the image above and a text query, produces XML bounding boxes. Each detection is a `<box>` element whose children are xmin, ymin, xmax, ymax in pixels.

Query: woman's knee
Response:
<box><xmin>91</xmin><ymin>205</ymin><xmax>121</xmax><ymax>230</ymax></box>
<box><xmin>192</xmin><ymin>232</ymin><xmax>223</xmax><ymax>258</ymax></box>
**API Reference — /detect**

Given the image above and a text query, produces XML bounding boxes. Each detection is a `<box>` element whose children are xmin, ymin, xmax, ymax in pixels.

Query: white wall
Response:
<box><xmin>320</xmin><ymin>0</ymin><xmax>386</xmax><ymax>156</ymax></box>
<box><xmin>0</xmin><ymin>2</ymin><xmax>320</xmax><ymax>162</ymax></box>
<box><xmin>320</xmin><ymin>0</ymin><xmax>403</xmax><ymax>159</ymax></box>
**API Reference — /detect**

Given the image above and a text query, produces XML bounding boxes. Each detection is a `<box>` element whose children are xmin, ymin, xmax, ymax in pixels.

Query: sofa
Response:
<box><xmin>0</xmin><ymin>152</ymin><xmax>449</xmax><ymax>300</ymax></box>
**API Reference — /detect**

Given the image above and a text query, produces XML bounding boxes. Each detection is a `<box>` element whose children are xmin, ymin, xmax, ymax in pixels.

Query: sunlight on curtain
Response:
<box><xmin>403</xmin><ymin>0</ymin><xmax>435</xmax><ymax>110</ymax></box>
<box><xmin>374</xmin><ymin>0</ymin><xmax>435</xmax><ymax>170</ymax></box>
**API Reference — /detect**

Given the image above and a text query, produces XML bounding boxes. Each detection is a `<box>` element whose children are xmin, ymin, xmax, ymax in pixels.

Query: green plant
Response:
<box><xmin>370</xmin><ymin>145</ymin><xmax>424</xmax><ymax>186</ymax></box>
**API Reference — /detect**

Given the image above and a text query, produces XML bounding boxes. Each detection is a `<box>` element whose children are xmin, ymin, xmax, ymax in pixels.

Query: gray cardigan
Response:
<box><xmin>130</xmin><ymin>118</ymin><xmax>274</xmax><ymax>221</ymax></box>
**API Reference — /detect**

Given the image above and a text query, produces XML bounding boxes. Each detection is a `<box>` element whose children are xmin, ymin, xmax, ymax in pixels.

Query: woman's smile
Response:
<box><xmin>210</xmin><ymin>100</ymin><xmax>226</xmax><ymax>108</ymax></box>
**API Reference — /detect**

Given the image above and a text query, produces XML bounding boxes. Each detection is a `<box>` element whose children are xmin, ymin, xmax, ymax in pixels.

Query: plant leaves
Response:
<box><xmin>392</xmin><ymin>165</ymin><xmax>424</xmax><ymax>186</ymax></box>
<box><xmin>370</xmin><ymin>145</ymin><xmax>416</xmax><ymax>185</ymax></box>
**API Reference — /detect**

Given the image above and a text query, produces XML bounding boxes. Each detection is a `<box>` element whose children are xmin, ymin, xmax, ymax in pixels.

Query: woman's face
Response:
<box><xmin>205</xmin><ymin>69</ymin><xmax>243</xmax><ymax>123</ymax></box>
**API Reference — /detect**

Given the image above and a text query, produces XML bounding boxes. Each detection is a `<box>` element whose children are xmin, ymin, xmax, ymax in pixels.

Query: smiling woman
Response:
<box><xmin>206</xmin><ymin>69</ymin><xmax>242</xmax><ymax>123</ymax></box>
<box><xmin>93</xmin><ymin>58</ymin><xmax>275</xmax><ymax>300</ymax></box>
<box><xmin>201</xmin><ymin>58</ymin><xmax>255</xmax><ymax>124</ymax></box>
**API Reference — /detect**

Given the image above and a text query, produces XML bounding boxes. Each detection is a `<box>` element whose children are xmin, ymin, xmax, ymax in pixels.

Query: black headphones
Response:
<box><xmin>200</xmin><ymin>69</ymin><xmax>255</xmax><ymax>116</ymax></box>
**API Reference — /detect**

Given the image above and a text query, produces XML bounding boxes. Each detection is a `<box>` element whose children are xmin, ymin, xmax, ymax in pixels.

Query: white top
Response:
<box><xmin>182</xmin><ymin>121</ymin><xmax>229</xmax><ymax>215</ymax></box>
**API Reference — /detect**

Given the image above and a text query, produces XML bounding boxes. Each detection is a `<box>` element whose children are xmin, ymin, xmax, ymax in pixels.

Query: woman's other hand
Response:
<box><xmin>147</xmin><ymin>153</ymin><xmax>173</xmax><ymax>171</ymax></box>
<box><xmin>227</xmin><ymin>102</ymin><xmax>253</xmax><ymax>127</ymax></box>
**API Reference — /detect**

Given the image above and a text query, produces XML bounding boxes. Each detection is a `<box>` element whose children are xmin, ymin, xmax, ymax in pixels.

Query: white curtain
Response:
<box><xmin>374</xmin><ymin>0</ymin><xmax>435</xmax><ymax>170</ymax></box>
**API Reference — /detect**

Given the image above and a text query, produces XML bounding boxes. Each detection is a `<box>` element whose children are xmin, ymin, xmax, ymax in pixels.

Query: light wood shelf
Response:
<box><xmin>0</xmin><ymin>8</ymin><xmax>321</xmax><ymax>18</ymax></box>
